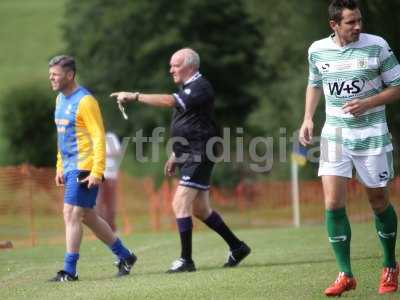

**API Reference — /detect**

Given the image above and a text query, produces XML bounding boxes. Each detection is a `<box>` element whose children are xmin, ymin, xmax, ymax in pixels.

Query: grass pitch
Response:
<box><xmin>1</xmin><ymin>223</ymin><xmax>398</xmax><ymax>299</ymax></box>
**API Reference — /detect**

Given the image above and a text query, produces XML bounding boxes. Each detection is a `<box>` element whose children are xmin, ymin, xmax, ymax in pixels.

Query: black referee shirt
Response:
<box><xmin>171</xmin><ymin>73</ymin><xmax>218</xmax><ymax>156</ymax></box>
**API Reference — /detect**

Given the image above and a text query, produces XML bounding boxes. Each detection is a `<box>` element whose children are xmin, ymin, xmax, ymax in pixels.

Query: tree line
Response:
<box><xmin>1</xmin><ymin>0</ymin><xmax>399</xmax><ymax>184</ymax></box>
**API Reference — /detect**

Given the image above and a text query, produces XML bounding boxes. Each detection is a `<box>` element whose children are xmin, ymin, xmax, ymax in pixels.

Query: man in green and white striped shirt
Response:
<box><xmin>299</xmin><ymin>0</ymin><xmax>400</xmax><ymax>296</ymax></box>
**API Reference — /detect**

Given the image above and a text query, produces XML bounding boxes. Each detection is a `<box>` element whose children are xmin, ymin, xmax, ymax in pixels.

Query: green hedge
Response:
<box><xmin>0</xmin><ymin>82</ymin><xmax>57</xmax><ymax>166</ymax></box>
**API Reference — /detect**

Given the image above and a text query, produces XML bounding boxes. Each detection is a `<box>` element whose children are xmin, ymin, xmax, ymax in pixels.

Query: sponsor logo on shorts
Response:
<box><xmin>328</xmin><ymin>235</ymin><xmax>347</xmax><ymax>243</ymax></box>
<box><xmin>182</xmin><ymin>175</ymin><xmax>191</xmax><ymax>181</ymax></box>
<box><xmin>378</xmin><ymin>171</ymin><xmax>389</xmax><ymax>181</ymax></box>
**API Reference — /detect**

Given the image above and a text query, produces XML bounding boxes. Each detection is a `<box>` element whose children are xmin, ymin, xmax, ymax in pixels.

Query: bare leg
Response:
<box><xmin>96</xmin><ymin>180</ymin><xmax>117</xmax><ymax>231</ymax></box>
<box><xmin>83</xmin><ymin>208</ymin><xmax>116</xmax><ymax>246</ymax></box>
<box><xmin>60</xmin><ymin>204</ymin><xmax>85</xmax><ymax>277</ymax></box>
<box><xmin>83</xmin><ymin>207</ymin><xmax>134</xmax><ymax>277</ymax></box>
<box><xmin>64</xmin><ymin>204</ymin><xmax>85</xmax><ymax>253</ymax></box>
<box><xmin>192</xmin><ymin>190</ymin><xmax>212</xmax><ymax>220</ymax></box>
<box><xmin>366</xmin><ymin>187</ymin><xmax>389</xmax><ymax>214</ymax></box>
<box><xmin>172</xmin><ymin>186</ymin><xmax>199</xmax><ymax>217</ymax></box>
<box><xmin>322</xmin><ymin>175</ymin><xmax>347</xmax><ymax>209</ymax></box>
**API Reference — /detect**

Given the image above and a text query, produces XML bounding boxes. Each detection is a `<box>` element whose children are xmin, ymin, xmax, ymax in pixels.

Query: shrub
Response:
<box><xmin>0</xmin><ymin>82</ymin><xmax>57</xmax><ymax>166</ymax></box>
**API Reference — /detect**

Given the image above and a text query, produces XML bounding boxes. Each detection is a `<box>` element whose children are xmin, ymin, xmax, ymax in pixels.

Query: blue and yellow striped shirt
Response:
<box><xmin>54</xmin><ymin>86</ymin><xmax>105</xmax><ymax>178</ymax></box>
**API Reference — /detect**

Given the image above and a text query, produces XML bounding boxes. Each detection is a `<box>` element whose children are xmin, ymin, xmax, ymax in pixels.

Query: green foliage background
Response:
<box><xmin>63</xmin><ymin>0</ymin><xmax>262</xmax><ymax>133</ymax></box>
<box><xmin>1</xmin><ymin>0</ymin><xmax>400</xmax><ymax>183</ymax></box>
<box><xmin>0</xmin><ymin>83</ymin><xmax>56</xmax><ymax>166</ymax></box>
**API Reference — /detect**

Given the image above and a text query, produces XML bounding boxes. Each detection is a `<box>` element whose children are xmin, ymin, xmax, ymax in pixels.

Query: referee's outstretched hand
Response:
<box><xmin>110</xmin><ymin>92</ymin><xmax>139</xmax><ymax>104</ymax></box>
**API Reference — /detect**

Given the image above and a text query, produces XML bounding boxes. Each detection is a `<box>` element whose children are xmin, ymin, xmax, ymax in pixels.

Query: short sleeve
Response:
<box><xmin>308</xmin><ymin>49</ymin><xmax>323</xmax><ymax>88</ymax></box>
<box><xmin>379</xmin><ymin>38</ymin><xmax>400</xmax><ymax>86</ymax></box>
<box><xmin>172</xmin><ymin>84</ymin><xmax>210</xmax><ymax>110</ymax></box>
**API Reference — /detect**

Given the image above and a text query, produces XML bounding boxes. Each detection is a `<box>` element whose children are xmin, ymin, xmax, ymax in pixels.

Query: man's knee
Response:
<box><xmin>193</xmin><ymin>210</ymin><xmax>211</xmax><ymax>220</ymax></box>
<box><xmin>368</xmin><ymin>188</ymin><xmax>389</xmax><ymax>213</ymax></box>
<box><xmin>324</xmin><ymin>199</ymin><xmax>345</xmax><ymax>210</ymax></box>
<box><xmin>322</xmin><ymin>176</ymin><xmax>347</xmax><ymax>210</ymax></box>
<box><xmin>172</xmin><ymin>194</ymin><xmax>193</xmax><ymax>217</ymax></box>
<box><xmin>63</xmin><ymin>205</ymin><xmax>84</xmax><ymax>224</ymax></box>
<box><xmin>63</xmin><ymin>206</ymin><xmax>73</xmax><ymax>223</ymax></box>
<box><xmin>82</xmin><ymin>213</ymin><xmax>90</xmax><ymax>226</ymax></box>
<box><xmin>82</xmin><ymin>209</ymin><xmax>96</xmax><ymax>226</ymax></box>
<box><xmin>172</xmin><ymin>186</ymin><xmax>198</xmax><ymax>216</ymax></box>
<box><xmin>323</xmin><ymin>191</ymin><xmax>346</xmax><ymax>210</ymax></box>
<box><xmin>193</xmin><ymin>203</ymin><xmax>212</xmax><ymax>220</ymax></box>
<box><xmin>172</xmin><ymin>197</ymin><xmax>190</xmax><ymax>216</ymax></box>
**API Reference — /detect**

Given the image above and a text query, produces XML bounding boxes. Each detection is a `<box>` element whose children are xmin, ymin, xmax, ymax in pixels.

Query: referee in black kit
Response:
<box><xmin>111</xmin><ymin>48</ymin><xmax>250</xmax><ymax>273</ymax></box>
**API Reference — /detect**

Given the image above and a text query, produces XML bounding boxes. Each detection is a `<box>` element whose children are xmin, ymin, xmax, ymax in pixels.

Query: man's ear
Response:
<box><xmin>329</xmin><ymin>20</ymin><xmax>338</xmax><ymax>32</ymax></box>
<box><xmin>67</xmin><ymin>70</ymin><xmax>75</xmax><ymax>80</ymax></box>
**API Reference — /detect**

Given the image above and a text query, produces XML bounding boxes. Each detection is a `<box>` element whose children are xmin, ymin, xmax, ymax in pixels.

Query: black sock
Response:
<box><xmin>176</xmin><ymin>217</ymin><xmax>193</xmax><ymax>261</ymax></box>
<box><xmin>203</xmin><ymin>211</ymin><xmax>242</xmax><ymax>250</ymax></box>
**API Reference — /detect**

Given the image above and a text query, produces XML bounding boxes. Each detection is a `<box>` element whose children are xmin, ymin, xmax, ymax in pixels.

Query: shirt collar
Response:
<box><xmin>183</xmin><ymin>72</ymin><xmax>202</xmax><ymax>86</ymax></box>
<box><xmin>61</xmin><ymin>85</ymin><xmax>81</xmax><ymax>98</ymax></box>
<box><xmin>330</xmin><ymin>33</ymin><xmax>360</xmax><ymax>49</ymax></box>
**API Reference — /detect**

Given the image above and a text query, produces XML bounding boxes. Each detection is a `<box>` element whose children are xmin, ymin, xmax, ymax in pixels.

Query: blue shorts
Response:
<box><xmin>64</xmin><ymin>170</ymin><xmax>99</xmax><ymax>208</ymax></box>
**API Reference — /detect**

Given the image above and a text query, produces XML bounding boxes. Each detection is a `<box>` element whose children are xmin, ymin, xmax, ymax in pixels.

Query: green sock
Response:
<box><xmin>325</xmin><ymin>208</ymin><xmax>353</xmax><ymax>277</ymax></box>
<box><xmin>375</xmin><ymin>204</ymin><xmax>398</xmax><ymax>268</ymax></box>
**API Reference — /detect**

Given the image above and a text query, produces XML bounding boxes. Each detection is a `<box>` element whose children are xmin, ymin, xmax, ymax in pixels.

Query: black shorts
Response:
<box><xmin>176</xmin><ymin>154</ymin><xmax>214</xmax><ymax>191</ymax></box>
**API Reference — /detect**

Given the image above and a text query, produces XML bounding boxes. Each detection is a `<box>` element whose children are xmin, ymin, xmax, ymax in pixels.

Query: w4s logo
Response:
<box><xmin>328</xmin><ymin>79</ymin><xmax>366</xmax><ymax>96</ymax></box>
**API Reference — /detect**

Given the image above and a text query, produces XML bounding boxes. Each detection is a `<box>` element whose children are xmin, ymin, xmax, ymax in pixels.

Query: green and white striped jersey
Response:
<box><xmin>308</xmin><ymin>33</ymin><xmax>400</xmax><ymax>155</ymax></box>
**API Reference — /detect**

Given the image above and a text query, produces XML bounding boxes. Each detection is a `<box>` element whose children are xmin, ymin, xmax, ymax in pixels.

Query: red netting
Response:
<box><xmin>1</xmin><ymin>165</ymin><xmax>400</xmax><ymax>248</ymax></box>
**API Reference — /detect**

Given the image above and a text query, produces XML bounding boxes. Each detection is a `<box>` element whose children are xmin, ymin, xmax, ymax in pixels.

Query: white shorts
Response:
<box><xmin>318</xmin><ymin>145</ymin><xmax>394</xmax><ymax>188</ymax></box>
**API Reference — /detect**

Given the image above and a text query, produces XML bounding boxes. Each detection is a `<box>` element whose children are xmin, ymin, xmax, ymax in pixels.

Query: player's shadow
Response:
<box><xmin>196</xmin><ymin>253</ymin><xmax>382</xmax><ymax>272</ymax></box>
<box><xmin>79</xmin><ymin>254</ymin><xmax>382</xmax><ymax>281</ymax></box>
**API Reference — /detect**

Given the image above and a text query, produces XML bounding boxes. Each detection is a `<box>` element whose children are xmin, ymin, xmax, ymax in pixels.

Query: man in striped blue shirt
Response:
<box><xmin>299</xmin><ymin>0</ymin><xmax>400</xmax><ymax>296</ymax></box>
<box><xmin>48</xmin><ymin>55</ymin><xmax>136</xmax><ymax>282</ymax></box>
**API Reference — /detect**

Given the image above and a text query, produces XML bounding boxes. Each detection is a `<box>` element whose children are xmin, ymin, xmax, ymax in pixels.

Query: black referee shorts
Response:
<box><xmin>176</xmin><ymin>154</ymin><xmax>214</xmax><ymax>191</ymax></box>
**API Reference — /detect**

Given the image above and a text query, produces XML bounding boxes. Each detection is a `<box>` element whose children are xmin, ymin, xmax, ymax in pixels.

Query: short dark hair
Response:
<box><xmin>328</xmin><ymin>0</ymin><xmax>359</xmax><ymax>23</ymax></box>
<box><xmin>48</xmin><ymin>55</ymin><xmax>76</xmax><ymax>74</ymax></box>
